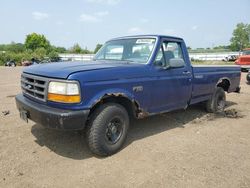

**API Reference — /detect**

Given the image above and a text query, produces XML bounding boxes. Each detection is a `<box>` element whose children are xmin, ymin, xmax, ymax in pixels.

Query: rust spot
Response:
<box><xmin>131</xmin><ymin>99</ymin><xmax>149</xmax><ymax>119</ymax></box>
<box><xmin>106</xmin><ymin>92</ymin><xmax>126</xmax><ymax>97</ymax></box>
<box><xmin>91</xmin><ymin>93</ymin><xmax>127</xmax><ymax>109</ymax></box>
<box><xmin>91</xmin><ymin>93</ymin><xmax>150</xmax><ymax>119</ymax></box>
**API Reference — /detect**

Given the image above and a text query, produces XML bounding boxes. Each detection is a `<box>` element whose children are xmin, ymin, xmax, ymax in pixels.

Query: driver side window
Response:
<box><xmin>154</xmin><ymin>41</ymin><xmax>184</xmax><ymax>67</ymax></box>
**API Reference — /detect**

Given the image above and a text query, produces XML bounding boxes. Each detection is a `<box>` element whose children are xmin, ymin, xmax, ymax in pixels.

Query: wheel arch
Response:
<box><xmin>216</xmin><ymin>77</ymin><xmax>231</xmax><ymax>92</ymax></box>
<box><xmin>87</xmin><ymin>90</ymin><xmax>143</xmax><ymax>120</ymax></box>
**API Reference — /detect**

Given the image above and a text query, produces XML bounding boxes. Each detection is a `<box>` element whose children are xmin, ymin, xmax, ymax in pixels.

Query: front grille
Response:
<box><xmin>21</xmin><ymin>73</ymin><xmax>48</xmax><ymax>102</ymax></box>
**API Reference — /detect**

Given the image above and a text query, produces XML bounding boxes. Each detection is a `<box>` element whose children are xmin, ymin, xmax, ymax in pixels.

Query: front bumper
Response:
<box><xmin>15</xmin><ymin>94</ymin><xmax>90</xmax><ymax>130</ymax></box>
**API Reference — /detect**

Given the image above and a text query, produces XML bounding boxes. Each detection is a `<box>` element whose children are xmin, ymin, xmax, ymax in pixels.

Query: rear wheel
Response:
<box><xmin>206</xmin><ymin>87</ymin><xmax>226</xmax><ymax>113</ymax></box>
<box><xmin>86</xmin><ymin>103</ymin><xmax>129</xmax><ymax>156</ymax></box>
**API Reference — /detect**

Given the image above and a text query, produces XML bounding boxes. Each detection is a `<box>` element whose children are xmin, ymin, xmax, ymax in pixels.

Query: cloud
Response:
<box><xmin>32</xmin><ymin>11</ymin><xmax>49</xmax><ymax>20</ymax></box>
<box><xmin>86</xmin><ymin>0</ymin><xmax>121</xmax><ymax>5</ymax></box>
<box><xmin>95</xmin><ymin>11</ymin><xmax>109</xmax><ymax>16</ymax></box>
<box><xmin>128</xmin><ymin>27</ymin><xmax>142</xmax><ymax>34</ymax></box>
<box><xmin>80</xmin><ymin>14</ymin><xmax>100</xmax><ymax>22</ymax></box>
<box><xmin>191</xmin><ymin>25</ymin><xmax>198</xmax><ymax>30</ymax></box>
<box><xmin>80</xmin><ymin>11</ymin><xmax>109</xmax><ymax>23</ymax></box>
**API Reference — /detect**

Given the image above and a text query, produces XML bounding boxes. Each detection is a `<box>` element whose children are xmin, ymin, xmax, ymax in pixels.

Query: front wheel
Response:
<box><xmin>206</xmin><ymin>87</ymin><xmax>226</xmax><ymax>113</ymax></box>
<box><xmin>86</xmin><ymin>103</ymin><xmax>129</xmax><ymax>156</ymax></box>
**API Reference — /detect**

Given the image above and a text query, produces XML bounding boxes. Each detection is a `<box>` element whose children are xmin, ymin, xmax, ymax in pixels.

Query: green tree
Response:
<box><xmin>230</xmin><ymin>23</ymin><xmax>250</xmax><ymax>51</ymax></box>
<box><xmin>94</xmin><ymin>44</ymin><xmax>103</xmax><ymax>53</ymax></box>
<box><xmin>48</xmin><ymin>51</ymin><xmax>59</xmax><ymax>62</ymax></box>
<box><xmin>0</xmin><ymin>42</ymin><xmax>25</xmax><ymax>53</ymax></box>
<box><xmin>82</xmin><ymin>47</ymin><xmax>91</xmax><ymax>54</ymax></box>
<box><xmin>51</xmin><ymin>46</ymin><xmax>67</xmax><ymax>53</ymax></box>
<box><xmin>32</xmin><ymin>47</ymin><xmax>47</xmax><ymax>60</ymax></box>
<box><xmin>213</xmin><ymin>45</ymin><xmax>230</xmax><ymax>50</ymax></box>
<box><xmin>25</xmin><ymin>33</ymin><xmax>51</xmax><ymax>51</ymax></box>
<box><xmin>0</xmin><ymin>52</ymin><xmax>7</xmax><ymax>65</ymax></box>
<box><xmin>70</xmin><ymin>43</ymin><xmax>82</xmax><ymax>53</ymax></box>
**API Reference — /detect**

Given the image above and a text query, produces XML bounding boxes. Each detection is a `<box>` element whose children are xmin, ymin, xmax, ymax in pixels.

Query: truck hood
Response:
<box><xmin>23</xmin><ymin>61</ymin><xmax>146</xmax><ymax>79</ymax></box>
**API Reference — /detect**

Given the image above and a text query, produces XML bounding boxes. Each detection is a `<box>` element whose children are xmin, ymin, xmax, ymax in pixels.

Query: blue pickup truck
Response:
<box><xmin>16</xmin><ymin>35</ymin><xmax>241</xmax><ymax>156</ymax></box>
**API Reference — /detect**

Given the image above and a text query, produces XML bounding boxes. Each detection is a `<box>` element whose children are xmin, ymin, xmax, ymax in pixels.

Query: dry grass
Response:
<box><xmin>191</xmin><ymin>60</ymin><xmax>235</xmax><ymax>65</ymax></box>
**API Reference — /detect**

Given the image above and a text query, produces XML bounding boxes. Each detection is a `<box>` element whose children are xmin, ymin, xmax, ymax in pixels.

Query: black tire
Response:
<box><xmin>86</xmin><ymin>103</ymin><xmax>129</xmax><ymax>156</ymax></box>
<box><xmin>206</xmin><ymin>87</ymin><xmax>226</xmax><ymax>113</ymax></box>
<box><xmin>247</xmin><ymin>73</ymin><xmax>250</xmax><ymax>84</ymax></box>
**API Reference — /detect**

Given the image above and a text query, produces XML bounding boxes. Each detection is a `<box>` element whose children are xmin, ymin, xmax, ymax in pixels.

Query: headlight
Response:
<box><xmin>47</xmin><ymin>81</ymin><xmax>81</xmax><ymax>103</ymax></box>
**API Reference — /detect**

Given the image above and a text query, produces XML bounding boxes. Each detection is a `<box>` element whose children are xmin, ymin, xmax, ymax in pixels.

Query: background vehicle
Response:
<box><xmin>222</xmin><ymin>55</ymin><xmax>237</xmax><ymax>62</ymax></box>
<box><xmin>16</xmin><ymin>35</ymin><xmax>241</xmax><ymax>156</ymax></box>
<box><xmin>21</xmin><ymin>60</ymin><xmax>32</xmax><ymax>66</ymax></box>
<box><xmin>21</xmin><ymin>58</ymin><xmax>40</xmax><ymax>66</ymax></box>
<box><xmin>5</xmin><ymin>60</ymin><xmax>16</xmax><ymax>67</ymax></box>
<box><xmin>235</xmin><ymin>48</ymin><xmax>250</xmax><ymax>72</ymax></box>
<box><xmin>247</xmin><ymin>71</ymin><xmax>250</xmax><ymax>84</ymax></box>
<box><xmin>40</xmin><ymin>59</ymin><xmax>51</xmax><ymax>64</ymax></box>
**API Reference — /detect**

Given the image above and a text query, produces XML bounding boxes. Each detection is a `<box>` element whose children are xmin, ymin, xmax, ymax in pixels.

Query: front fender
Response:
<box><xmin>85</xmin><ymin>88</ymin><xmax>136</xmax><ymax>109</ymax></box>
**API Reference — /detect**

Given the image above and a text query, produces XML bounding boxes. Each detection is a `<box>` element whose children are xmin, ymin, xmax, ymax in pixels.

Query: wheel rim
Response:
<box><xmin>105</xmin><ymin>117</ymin><xmax>124</xmax><ymax>144</ymax></box>
<box><xmin>217</xmin><ymin>95</ymin><xmax>225</xmax><ymax>111</ymax></box>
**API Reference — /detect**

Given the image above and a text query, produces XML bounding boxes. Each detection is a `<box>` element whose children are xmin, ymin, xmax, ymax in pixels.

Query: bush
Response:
<box><xmin>0</xmin><ymin>51</ymin><xmax>33</xmax><ymax>66</ymax></box>
<box><xmin>48</xmin><ymin>51</ymin><xmax>59</xmax><ymax>62</ymax></box>
<box><xmin>0</xmin><ymin>47</ymin><xmax>61</xmax><ymax>65</ymax></box>
<box><xmin>32</xmin><ymin>48</ymin><xmax>47</xmax><ymax>60</ymax></box>
<box><xmin>0</xmin><ymin>52</ymin><xmax>7</xmax><ymax>65</ymax></box>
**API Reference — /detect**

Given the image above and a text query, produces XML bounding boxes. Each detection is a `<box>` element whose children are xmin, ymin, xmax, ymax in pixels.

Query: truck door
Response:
<box><xmin>149</xmin><ymin>39</ymin><xmax>193</xmax><ymax>113</ymax></box>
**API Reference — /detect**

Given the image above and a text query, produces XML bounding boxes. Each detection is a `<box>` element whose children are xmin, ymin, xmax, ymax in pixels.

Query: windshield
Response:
<box><xmin>94</xmin><ymin>38</ymin><xmax>156</xmax><ymax>64</ymax></box>
<box><xmin>242</xmin><ymin>50</ymin><xmax>250</xmax><ymax>55</ymax></box>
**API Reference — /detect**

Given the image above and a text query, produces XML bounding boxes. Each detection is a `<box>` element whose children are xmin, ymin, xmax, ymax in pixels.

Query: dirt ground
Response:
<box><xmin>0</xmin><ymin>67</ymin><xmax>250</xmax><ymax>188</ymax></box>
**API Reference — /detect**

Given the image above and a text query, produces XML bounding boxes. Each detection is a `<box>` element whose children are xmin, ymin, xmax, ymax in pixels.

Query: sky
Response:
<box><xmin>0</xmin><ymin>0</ymin><xmax>249</xmax><ymax>50</ymax></box>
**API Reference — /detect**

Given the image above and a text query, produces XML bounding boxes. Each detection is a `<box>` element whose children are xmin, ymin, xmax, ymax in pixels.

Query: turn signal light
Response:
<box><xmin>48</xmin><ymin>93</ymin><xmax>80</xmax><ymax>103</ymax></box>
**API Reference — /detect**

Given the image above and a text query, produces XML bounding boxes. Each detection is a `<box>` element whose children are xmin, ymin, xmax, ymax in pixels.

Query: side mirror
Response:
<box><xmin>169</xmin><ymin>58</ymin><xmax>185</xmax><ymax>68</ymax></box>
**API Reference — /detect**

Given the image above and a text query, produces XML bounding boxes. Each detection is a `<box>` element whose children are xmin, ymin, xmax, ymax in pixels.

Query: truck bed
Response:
<box><xmin>190</xmin><ymin>65</ymin><xmax>241</xmax><ymax>104</ymax></box>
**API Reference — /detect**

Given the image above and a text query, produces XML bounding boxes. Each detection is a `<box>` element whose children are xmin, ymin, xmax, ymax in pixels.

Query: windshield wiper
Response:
<box><xmin>94</xmin><ymin>59</ymin><xmax>134</xmax><ymax>63</ymax></box>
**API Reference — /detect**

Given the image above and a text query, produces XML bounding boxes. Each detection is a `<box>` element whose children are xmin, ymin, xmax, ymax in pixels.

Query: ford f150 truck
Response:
<box><xmin>16</xmin><ymin>35</ymin><xmax>241</xmax><ymax>156</ymax></box>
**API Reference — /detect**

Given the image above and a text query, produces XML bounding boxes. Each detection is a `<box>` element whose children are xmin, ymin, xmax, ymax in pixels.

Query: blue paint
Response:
<box><xmin>22</xmin><ymin>35</ymin><xmax>241</xmax><ymax>116</ymax></box>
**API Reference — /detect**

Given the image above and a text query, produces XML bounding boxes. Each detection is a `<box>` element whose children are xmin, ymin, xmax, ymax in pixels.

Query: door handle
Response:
<box><xmin>182</xmin><ymin>71</ymin><xmax>191</xmax><ymax>75</ymax></box>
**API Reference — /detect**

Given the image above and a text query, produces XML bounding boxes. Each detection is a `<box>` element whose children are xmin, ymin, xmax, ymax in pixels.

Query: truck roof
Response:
<box><xmin>109</xmin><ymin>35</ymin><xmax>183</xmax><ymax>41</ymax></box>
